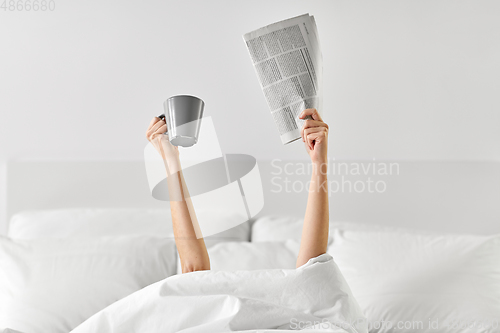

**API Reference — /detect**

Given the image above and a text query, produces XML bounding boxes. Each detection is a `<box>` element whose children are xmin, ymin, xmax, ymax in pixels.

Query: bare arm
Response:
<box><xmin>146</xmin><ymin>117</ymin><xmax>210</xmax><ymax>273</ymax></box>
<box><xmin>296</xmin><ymin>109</ymin><xmax>329</xmax><ymax>268</ymax></box>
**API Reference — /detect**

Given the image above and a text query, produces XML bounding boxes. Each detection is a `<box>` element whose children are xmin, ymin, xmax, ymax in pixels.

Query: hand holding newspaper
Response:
<box><xmin>243</xmin><ymin>14</ymin><xmax>323</xmax><ymax>144</ymax></box>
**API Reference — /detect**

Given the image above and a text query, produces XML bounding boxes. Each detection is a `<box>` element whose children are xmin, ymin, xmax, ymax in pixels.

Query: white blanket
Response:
<box><xmin>71</xmin><ymin>254</ymin><xmax>367</xmax><ymax>333</ymax></box>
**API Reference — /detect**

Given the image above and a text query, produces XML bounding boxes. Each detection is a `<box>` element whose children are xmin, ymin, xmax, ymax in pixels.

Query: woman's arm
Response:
<box><xmin>295</xmin><ymin>109</ymin><xmax>329</xmax><ymax>268</ymax></box>
<box><xmin>146</xmin><ymin>117</ymin><xmax>210</xmax><ymax>273</ymax></box>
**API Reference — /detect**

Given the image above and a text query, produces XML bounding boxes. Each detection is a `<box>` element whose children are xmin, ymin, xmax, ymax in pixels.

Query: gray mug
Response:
<box><xmin>161</xmin><ymin>95</ymin><xmax>204</xmax><ymax>147</ymax></box>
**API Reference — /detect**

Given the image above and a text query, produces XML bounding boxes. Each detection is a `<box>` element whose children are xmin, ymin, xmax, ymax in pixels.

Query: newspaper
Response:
<box><xmin>244</xmin><ymin>14</ymin><xmax>323</xmax><ymax>144</ymax></box>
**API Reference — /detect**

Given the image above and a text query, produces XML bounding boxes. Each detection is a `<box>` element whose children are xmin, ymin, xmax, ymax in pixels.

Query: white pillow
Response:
<box><xmin>8</xmin><ymin>208</ymin><xmax>250</xmax><ymax>244</ymax></box>
<box><xmin>251</xmin><ymin>216</ymin><xmax>304</xmax><ymax>242</ymax></box>
<box><xmin>0</xmin><ymin>235</ymin><xmax>177</xmax><ymax>333</ymax></box>
<box><xmin>251</xmin><ymin>215</ymin><xmax>410</xmax><ymax>243</ymax></box>
<box><xmin>328</xmin><ymin>229</ymin><xmax>500</xmax><ymax>333</ymax></box>
<box><xmin>176</xmin><ymin>240</ymin><xmax>300</xmax><ymax>274</ymax></box>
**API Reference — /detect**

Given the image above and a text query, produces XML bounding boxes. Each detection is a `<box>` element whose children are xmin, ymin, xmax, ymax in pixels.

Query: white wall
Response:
<box><xmin>6</xmin><ymin>160</ymin><xmax>500</xmax><ymax>235</ymax></box>
<box><xmin>1</xmin><ymin>0</ymin><xmax>499</xmax><ymax>232</ymax></box>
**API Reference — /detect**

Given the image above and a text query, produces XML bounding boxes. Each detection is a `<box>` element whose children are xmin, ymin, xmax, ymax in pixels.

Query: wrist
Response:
<box><xmin>311</xmin><ymin>159</ymin><xmax>328</xmax><ymax>176</ymax></box>
<box><xmin>312</xmin><ymin>157</ymin><xmax>328</xmax><ymax>166</ymax></box>
<box><xmin>165</xmin><ymin>156</ymin><xmax>182</xmax><ymax>174</ymax></box>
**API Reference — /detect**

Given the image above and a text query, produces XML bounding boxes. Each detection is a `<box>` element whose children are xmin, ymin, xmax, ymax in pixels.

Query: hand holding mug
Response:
<box><xmin>146</xmin><ymin>116</ymin><xmax>181</xmax><ymax>173</ymax></box>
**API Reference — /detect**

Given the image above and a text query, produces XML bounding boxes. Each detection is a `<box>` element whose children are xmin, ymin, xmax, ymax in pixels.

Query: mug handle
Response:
<box><xmin>156</xmin><ymin>114</ymin><xmax>168</xmax><ymax>135</ymax></box>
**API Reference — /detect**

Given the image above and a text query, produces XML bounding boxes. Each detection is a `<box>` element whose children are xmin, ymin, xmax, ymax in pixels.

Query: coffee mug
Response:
<box><xmin>160</xmin><ymin>95</ymin><xmax>204</xmax><ymax>147</ymax></box>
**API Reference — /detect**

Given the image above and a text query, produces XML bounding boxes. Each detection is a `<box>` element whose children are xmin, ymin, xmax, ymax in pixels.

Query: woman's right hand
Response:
<box><xmin>146</xmin><ymin>117</ymin><xmax>179</xmax><ymax>163</ymax></box>
<box><xmin>299</xmin><ymin>108</ymin><xmax>328</xmax><ymax>165</ymax></box>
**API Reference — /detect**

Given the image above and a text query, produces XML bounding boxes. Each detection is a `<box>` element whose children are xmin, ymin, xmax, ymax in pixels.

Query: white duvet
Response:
<box><xmin>71</xmin><ymin>254</ymin><xmax>367</xmax><ymax>333</ymax></box>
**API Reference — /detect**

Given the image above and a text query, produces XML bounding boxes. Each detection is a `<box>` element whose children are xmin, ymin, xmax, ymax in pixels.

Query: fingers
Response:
<box><xmin>299</xmin><ymin>108</ymin><xmax>322</xmax><ymax>121</ymax></box>
<box><xmin>147</xmin><ymin>116</ymin><xmax>162</xmax><ymax>131</ymax></box>
<box><xmin>300</xmin><ymin>119</ymin><xmax>328</xmax><ymax>142</ymax></box>
<box><xmin>303</xmin><ymin>126</ymin><xmax>328</xmax><ymax>150</ymax></box>
<box><xmin>153</xmin><ymin>124</ymin><xmax>167</xmax><ymax>140</ymax></box>
<box><xmin>146</xmin><ymin>119</ymin><xmax>167</xmax><ymax>141</ymax></box>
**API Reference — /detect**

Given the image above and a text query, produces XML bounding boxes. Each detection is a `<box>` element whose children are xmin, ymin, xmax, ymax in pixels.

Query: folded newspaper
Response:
<box><xmin>244</xmin><ymin>14</ymin><xmax>323</xmax><ymax>144</ymax></box>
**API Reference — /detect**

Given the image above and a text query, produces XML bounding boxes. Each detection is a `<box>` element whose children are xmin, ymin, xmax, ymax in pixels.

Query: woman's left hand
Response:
<box><xmin>146</xmin><ymin>116</ymin><xmax>179</xmax><ymax>163</ymax></box>
<box><xmin>299</xmin><ymin>108</ymin><xmax>329</xmax><ymax>164</ymax></box>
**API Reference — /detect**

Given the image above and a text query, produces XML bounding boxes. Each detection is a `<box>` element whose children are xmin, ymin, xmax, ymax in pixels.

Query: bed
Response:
<box><xmin>1</xmin><ymin>209</ymin><xmax>499</xmax><ymax>333</ymax></box>
<box><xmin>1</xmin><ymin>160</ymin><xmax>499</xmax><ymax>332</ymax></box>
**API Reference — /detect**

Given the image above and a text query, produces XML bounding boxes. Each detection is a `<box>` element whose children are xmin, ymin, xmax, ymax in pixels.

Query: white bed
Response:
<box><xmin>1</xmin><ymin>160</ymin><xmax>499</xmax><ymax>332</ymax></box>
<box><xmin>2</xmin><ymin>209</ymin><xmax>499</xmax><ymax>333</ymax></box>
